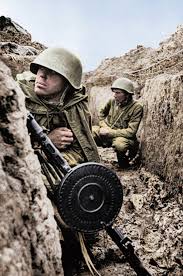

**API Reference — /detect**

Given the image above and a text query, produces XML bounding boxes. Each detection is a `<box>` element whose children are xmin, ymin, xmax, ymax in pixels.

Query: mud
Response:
<box><xmin>78</xmin><ymin>148</ymin><xmax>182</xmax><ymax>276</ymax></box>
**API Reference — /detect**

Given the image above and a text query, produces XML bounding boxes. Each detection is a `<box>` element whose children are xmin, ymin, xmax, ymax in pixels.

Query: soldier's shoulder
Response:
<box><xmin>133</xmin><ymin>100</ymin><xmax>143</xmax><ymax>109</ymax></box>
<box><xmin>16</xmin><ymin>71</ymin><xmax>35</xmax><ymax>98</ymax></box>
<box><xmin>107</xmin><ymin>98</ymin><xmax>115</xmax><ymax>105</ymax></box>
<box><xmin>16</xmin><ymin>71</ymin><xmax>35</xmax><ymax>83</ymax></box>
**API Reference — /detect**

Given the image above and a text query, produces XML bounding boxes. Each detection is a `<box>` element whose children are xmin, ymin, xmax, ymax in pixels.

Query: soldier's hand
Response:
<box><xmin>99</xmin><ymin>127</ymin><xmax>110</xmax><ymax>136</ymax></box>
<box><xmin>48</xmin><ymin>127</ymin><xmax>74</xmax><ymax>149</ymax></box>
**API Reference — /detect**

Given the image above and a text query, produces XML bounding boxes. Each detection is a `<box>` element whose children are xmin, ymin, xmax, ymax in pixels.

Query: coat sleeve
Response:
<box><xmin>99</xmin><ymin>99</ymin><xmax>112</xmax><ymax>127</ymax></box>
<box><xmin>108</xmin><ymin>104</ymin><xmax>143</xmax><ymax>139</ymax></box>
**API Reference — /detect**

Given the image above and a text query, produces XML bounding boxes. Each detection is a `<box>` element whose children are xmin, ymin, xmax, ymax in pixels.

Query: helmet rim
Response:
<box><xmin>30</xmin><ymin>47</ymin><xmax>82</xmax><ymax>89</ymax></box>
<box><xmin>111</xmin><ymin>77</ymin><xmax>134</xmax><ymax>94</ymax></box>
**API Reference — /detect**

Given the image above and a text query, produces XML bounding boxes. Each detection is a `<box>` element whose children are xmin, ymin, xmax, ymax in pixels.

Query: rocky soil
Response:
<box><xmin>0</xmin><ymin>16</ymin><xmax>46</xmax><ymax>78</ymax></box>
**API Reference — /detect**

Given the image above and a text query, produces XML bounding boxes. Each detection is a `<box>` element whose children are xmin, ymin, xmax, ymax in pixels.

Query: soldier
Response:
<box><xmin>16</xmin><ymin>47</ymin><xmax>100</xmax><ymax>275</ymax></box>
<box><xmin>17</xmin><ymin>47</ymin><xmax>100</xmax><ymax>167</ymax></box>
<box><xmin>92</xmin><ymin>77</ymin><xmax>143</xmax><ymax>168</ymax></box>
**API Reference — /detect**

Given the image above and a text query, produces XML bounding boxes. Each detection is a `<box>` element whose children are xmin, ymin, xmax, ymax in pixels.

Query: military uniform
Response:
<box><xmin>93</xmin><ymin>78</ymin><xmax>143</xmax><ymax>167</ymax></box>
<box><xmin>17</xmin><ymin>72</ymin><xmax>100</xmax><ymax>275</ymax></box>
<box><xmin>17</xmin><ymin>48</ymin><xmax>100</xmax><ymax>275</ymax></box>
<box><xmin>17</xmin><ymin>72</ymin><xmax>100</xmax><ymax>167</ymax></box>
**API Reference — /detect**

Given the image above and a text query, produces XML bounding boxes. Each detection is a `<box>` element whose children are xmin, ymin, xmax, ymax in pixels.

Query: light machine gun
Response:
<box><xmin>27</xmin><ymin>112</ymin><xmax>151</xmax><ymax>276</ymax></box>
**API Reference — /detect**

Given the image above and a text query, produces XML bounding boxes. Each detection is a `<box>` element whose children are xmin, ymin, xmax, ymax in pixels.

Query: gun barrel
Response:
<box><xmin>106</xmin><ymin>226</ymin><xmax>151</xmax><ymax>276</ymax></box>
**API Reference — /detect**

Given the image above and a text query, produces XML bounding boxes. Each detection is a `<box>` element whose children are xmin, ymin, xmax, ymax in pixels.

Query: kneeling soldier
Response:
<box><xmin>93</xmin><ymin>77</ymin><xmax>143</xmax><ymax>168</ymax></box>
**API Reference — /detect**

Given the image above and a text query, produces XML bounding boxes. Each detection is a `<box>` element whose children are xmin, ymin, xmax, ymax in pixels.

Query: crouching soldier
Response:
<box><xmin>92</xmin><ymin>77</ymin><xmax>143</xmax><ymax>168</ymax></box>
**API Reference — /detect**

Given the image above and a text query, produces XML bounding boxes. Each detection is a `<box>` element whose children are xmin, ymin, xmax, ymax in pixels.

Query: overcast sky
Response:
<box><xmin>1</xmin><ymin>0</ymin><xmax>183</xmax><ymax>71</ymax></box>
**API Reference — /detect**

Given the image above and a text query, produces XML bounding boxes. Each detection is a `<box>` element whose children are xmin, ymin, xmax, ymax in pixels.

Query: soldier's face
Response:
<box><xmin>113</xmin><ymin>89</ymin><xmax>128</xmax><ymax>104</ymax></box>
<box><xmin>34</xmin><ymin>66</ymin><xmax>65</xmax><ymax>98</ymax></box>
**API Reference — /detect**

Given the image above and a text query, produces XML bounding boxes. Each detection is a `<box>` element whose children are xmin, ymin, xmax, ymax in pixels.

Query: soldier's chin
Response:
<box><xmin>34</xmin><ymin>87</ymin><xmax>47</xmax><ymax>95</ymax></box>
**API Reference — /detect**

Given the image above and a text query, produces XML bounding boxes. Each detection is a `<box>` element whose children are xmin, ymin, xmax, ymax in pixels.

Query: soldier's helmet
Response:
<box><xmin>30</xmin><ymin>47</ymin><xmax>82</xmax><ymax>89</ymax></box>
<box><xmin>111</xmin><ymin>77</ymin><xmax>134</xmax><ymax>94</ymax></box>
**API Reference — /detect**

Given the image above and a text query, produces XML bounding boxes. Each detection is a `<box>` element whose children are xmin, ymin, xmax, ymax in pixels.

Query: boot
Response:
<box><xmin>128</xmin><ymin>140</ymin><xmax>141</xmax><ymax>167</ymax></box>
<box><xmin>116</xmin><ymin>152</ymin><xmax>129</xmax><ymax>168</ymax></box>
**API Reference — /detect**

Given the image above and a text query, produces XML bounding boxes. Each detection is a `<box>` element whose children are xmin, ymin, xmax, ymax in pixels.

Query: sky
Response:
<box><xmin>1</xmin><ymin>0</ymin><xmax>183</xmax><ymax>71</ymax></box>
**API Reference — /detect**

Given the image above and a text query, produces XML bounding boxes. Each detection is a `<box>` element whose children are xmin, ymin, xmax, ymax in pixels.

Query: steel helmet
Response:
<box><xmin>111</xmin><ymin>77</ymin><xmax>134</xmax><ymax>94</ymax></box>
<box><xmin>30</xmin><ymin>47</ymin><xmax>82</xmax><ymax>89</ymax></box>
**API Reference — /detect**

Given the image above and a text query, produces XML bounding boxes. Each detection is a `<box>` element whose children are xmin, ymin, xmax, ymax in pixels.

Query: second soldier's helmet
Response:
<box><xmin>111</xmin><ymin>77</ymin><xmax>134</xmax><ymax>94</ymax></box>
<box><xmin>30</xmin><ymin>47</ymin><xmax>82</xmax><ymax>89</ymax></box>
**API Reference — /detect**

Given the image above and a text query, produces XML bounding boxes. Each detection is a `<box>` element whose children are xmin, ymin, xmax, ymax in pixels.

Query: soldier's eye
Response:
<box><xmin>48</xmin><ymin>70</ymin><xmax>56</xmax><ymax>75</ymax></box>
<box><xmin>47</xmin><ymin>69</ymin><xmax>59</xmax><ymax>76</ymax></box>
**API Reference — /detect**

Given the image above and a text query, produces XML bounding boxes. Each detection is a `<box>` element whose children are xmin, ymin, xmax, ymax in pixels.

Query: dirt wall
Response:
<box><xmin>0</xmin><ymin>59</ymin><xmax>63</xmax><ymax>276</ymax></box>
<box><xmin>141</xmin><ymin>72</ymin><xmax>183</xmax><ymax>187</ymax></box>
<box><xmin>88</xmin><ymin>85</ymin><xmax>112</xmax><ymax>124</ymax></box>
